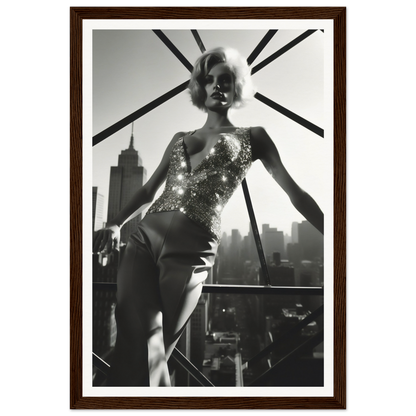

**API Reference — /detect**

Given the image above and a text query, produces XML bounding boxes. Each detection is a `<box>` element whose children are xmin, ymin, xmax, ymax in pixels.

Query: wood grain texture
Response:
<box><xmin>70</xmin><ymin>7</ymin><xmax>83</xmax><ymax>410</ymax></box>
<box><xmin>70</xmin><ymin>6</ymin><xmax>346</xmax><ymax>409</ymax></box>
<box><xmin>69</xmin><ymin>6</ymin><xmax>347</xmax><ymax>20</ymax></box>
<box><xmin>332</xmin><ymin>7</ymin><xmax>347</xmax><ymax>410</ymax></box>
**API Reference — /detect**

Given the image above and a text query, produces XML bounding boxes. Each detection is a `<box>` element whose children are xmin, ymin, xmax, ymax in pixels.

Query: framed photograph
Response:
<box><xmin>70</xmin><ymin>7</ymin><xmax>346</xmax><ymax>409</ymax></box>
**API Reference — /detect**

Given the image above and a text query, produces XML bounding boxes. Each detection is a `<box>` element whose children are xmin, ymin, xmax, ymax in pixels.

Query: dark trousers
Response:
<box><xmin>107</xmin><ymin>211</ymin><xmax>218</xmax><ymax>386</ymax></box>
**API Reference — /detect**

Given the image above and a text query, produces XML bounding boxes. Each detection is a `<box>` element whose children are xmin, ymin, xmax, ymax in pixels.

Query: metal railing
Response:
<box><xmin>93</xmin><ymin>281</ymin><xmax>323</xmax><ymax>386</ymax></box>
<box><xmin>93</xmin><ymin>281</ymin><xmax>323</xmax><ymax>296</ymax></box>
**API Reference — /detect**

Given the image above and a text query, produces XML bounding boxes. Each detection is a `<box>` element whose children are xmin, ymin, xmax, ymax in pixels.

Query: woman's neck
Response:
<box><xmin>201</xmin><ymin>110</ymin><xmax>234</xmax><ymax>131</ymax></box>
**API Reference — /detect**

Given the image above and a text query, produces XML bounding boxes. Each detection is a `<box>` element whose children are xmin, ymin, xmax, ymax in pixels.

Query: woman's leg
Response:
<box><xmin>155</xmin><ymin>212</ymin><xmax>218</xmax><ymax>362</ymax></box>
<box><xmin>107</xmin><ymin>233</ymin><xmax>170</xmax><ymax>386</ymax></box>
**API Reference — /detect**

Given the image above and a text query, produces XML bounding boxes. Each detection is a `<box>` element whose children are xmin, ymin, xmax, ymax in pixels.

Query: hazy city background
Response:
<box><xmin>91</xmin><ymin>28</ymin><xmax>326</xmax><ymax>387</ymax></box>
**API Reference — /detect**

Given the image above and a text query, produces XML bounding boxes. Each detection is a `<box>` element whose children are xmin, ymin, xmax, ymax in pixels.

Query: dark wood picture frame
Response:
<box><xmin>70</xmin><ymin>7</ymin><xmax>346</xmax><ymax>409</ymax></box>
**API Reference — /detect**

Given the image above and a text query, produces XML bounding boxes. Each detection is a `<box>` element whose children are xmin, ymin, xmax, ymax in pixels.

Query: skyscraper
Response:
<box><xmin>92</xmin><ymin>186</ymin><xmax>104</xmax><ymax>232</ymax></box>
<box><xmin>291</xmin><ymin>222</ymin><xmax>299</xmax><ymax>244</ymax></box>
<box><xmin>190</xmin><ymin>297</ymin><xmax>208</xmax><ymax>374</ymax></box>
<box><xmin>107</xmin><ymin>125</ymin><xmax>147</xmax><ymax>244</ymax></box>
<box><xmin>298</xmin><ymin>220</ymin><xmax>323</xmax><ymax>261</ymax></box>
<box><xmin>262</xmin><ymin>224</ymin><xmax>285</xmax><ymax>262</ymax></box>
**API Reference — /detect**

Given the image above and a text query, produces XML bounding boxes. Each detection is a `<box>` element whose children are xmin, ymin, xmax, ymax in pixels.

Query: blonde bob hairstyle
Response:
<box><xmin>188</xmin><ymin>47</ymin><xmax>256</xmax><ymax>111</ymax></box>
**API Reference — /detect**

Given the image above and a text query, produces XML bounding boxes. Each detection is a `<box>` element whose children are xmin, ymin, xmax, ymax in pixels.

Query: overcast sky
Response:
<box><xmin>92</xmin><ymin>28</ymin><xmax>330</xmax><ymax>237</ymax></box>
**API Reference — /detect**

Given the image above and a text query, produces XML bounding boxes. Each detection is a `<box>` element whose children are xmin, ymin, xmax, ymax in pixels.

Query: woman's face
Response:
<box><xmin>203</xmin><ymin>63</ymin><xmax>235</xmax><ymax>111</ymax></box>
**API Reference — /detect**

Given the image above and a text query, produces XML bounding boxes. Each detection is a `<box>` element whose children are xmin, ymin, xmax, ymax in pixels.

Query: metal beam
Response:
<box><xmin>93</xmin><ymin>282</ymin><xmax>117</xmax><ymax>291</ymax></box>
<box><xmin>249</xmin><ymin>330</ymin><xmax>324</xmax><ymax>386</ymax></box>
<box><xmin>153</xmin><ymin>30</ymin><xmax>194</xmax><ymax>73</ymax></box>
<box><xmin>92</xmin><ymin>349</ymin><xmax>215</xmax><ymax>386</ymax></box>
<box><xmin>245</xmin><ymin>305</ymin><xmax>323</xmax><ymax>368</ymax></box>
<box><xmin>93</xmin><ymin>282</ymin><xmax>324</xmax><ymax>296</ymax></box>
<box><xmin>202</xmin><ymin>284</ymin><xmax>323</xmax><ymax>296</ymax></box>
<box><xmin>191</xmin><ymin>30</ymin><xmax>206</xmax><ymax>53</ymax></box>
<box><xmin>93</xmin><ymin>80</ymin><xmax>189</xmax><ymax>146</ymax></box>
<box><xmin>92</xmin><ymin>352</ymin><xmax>110</xmax><ymax>375</ymax></box>
<box><xmin>255</xmin><ymin>92</ymin><xmax>324</xmax><ymax>137</ymax></box>
<box><xmin>235</xmin><ymin>353</ymin><xmax>244</xmax><ymax>387</ymax></box>
<box><xmin>247</xmin><ymin>30</ymin><xmax>278</xmax><ymax>66</ymax></box>
<box><xmin>251</xmin><ymin>30</ymin><xmax>317</xmax><ymax>75</ymax></box>
<box><xmin>171</xmin><ymin>348</ymin><xmax>214</xmax><ymax>386</ymax></box>
<box><xmin>242</xmin><ymin>179</ymin><xmax>271</xmax><ymax>286</ymax></box>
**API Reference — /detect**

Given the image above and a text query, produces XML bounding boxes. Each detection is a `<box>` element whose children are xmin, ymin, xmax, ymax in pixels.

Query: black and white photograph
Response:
<box><xmin>86</xmin><ymin>17</ymin><xmax>333</xmax><ymax>398</ymax></box>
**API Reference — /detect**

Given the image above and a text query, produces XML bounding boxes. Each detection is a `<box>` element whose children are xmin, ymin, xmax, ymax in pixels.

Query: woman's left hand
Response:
<box><xmin>93</xmin><ymin>223</ymin><xmax>121</xmax><ymax>254</ymax></box>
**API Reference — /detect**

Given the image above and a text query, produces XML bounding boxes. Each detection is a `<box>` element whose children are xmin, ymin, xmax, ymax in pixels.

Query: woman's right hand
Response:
<box><xmin>93</xmin><ymin>223</ymin><xmax>121</xmax><ymax>254</ymax></box>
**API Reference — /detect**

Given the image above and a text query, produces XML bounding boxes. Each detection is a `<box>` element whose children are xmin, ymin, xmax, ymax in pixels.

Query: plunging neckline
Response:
<box><xmin>181</xmin><ymin>128</ymin><xmax>242</xmax><ymax>174</ymax></box>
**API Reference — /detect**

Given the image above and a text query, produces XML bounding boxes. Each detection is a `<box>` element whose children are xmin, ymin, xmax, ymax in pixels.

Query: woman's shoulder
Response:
<box><xmin>162</xmin><ymin>131</ymin><xmax>188</xmax><ymax>154</ymax></box>
<box><xmin>169</xmin><ymin>131</ymin><xmax>188</xmax><ymax>143</ymax></box>
<box><xmin>249</xmin><ymin>126</ymin><xmax>268</xmax><ymax>138</ymax></box>
<box><xmin>173</xmin><ymin>130</ymin><xmax>188</xmax><ymax>138</ymax></box>
<box><xmin>247</xmin><ymin>126</ymin><xmax>274</xmax><ymax>161</ymax></box>
<box><xmin>173</xmin><ymin>130</ymin><xmax>198</xmax><ymax>140</ymax></box>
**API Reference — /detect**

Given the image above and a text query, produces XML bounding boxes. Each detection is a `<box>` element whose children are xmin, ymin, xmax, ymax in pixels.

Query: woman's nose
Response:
<box><xmin>214</xmin><ymin>84</ymin><xmax>221</xmax><ymax>91</ymax></box>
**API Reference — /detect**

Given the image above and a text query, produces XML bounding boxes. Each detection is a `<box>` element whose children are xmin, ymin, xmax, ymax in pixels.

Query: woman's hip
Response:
<box><xmin>136</xmin><ymin>211</ymin><xmax>218</xmax><ymax>261</ymax></box>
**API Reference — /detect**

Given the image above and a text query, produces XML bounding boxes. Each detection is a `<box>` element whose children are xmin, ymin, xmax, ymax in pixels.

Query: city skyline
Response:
<box><xmin>92</xmin><ymin>28</ymin><xmax>331</xmax><ymax>237</ymax></box>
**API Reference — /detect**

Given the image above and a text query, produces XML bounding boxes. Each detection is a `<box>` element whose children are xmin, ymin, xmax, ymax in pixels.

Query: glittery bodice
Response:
<box><xmin>146</xmin><ymin>127</ymin><xmax>252</xmax><ymax>242</ymax></box>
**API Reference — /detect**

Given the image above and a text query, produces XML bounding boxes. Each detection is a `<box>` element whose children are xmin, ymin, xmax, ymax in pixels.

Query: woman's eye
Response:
<box><xmin>220</xmin><ymin>77</ymin><xmax>231</xmax><ymax>86</ymax></box>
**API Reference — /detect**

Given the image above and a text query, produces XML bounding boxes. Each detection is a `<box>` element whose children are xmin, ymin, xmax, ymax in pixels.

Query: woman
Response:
<box><xmin>93</xmin><ymin>47</ymin><xmax>324</xmax><ymax>386</ymax></box>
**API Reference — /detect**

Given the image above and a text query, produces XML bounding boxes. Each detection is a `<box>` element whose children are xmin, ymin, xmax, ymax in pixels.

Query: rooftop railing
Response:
<box><xmin>93</xmin><ymin>281</ymin><xmax>323</xmax><ymax>387</ymax></box>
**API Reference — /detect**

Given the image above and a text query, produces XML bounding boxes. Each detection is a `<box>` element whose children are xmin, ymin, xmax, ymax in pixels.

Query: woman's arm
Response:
<box><xmin>250</xmin><ymin>126</ymin><xmax>324</xmax><ymax>235</ymax></box>
<box><xmin>93</xmin><ymin>131</ymin><xmax>185</xmax><ymax>253</ymax></box>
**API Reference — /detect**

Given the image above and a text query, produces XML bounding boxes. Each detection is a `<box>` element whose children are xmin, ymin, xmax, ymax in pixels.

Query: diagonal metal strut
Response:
<box><xmin>247</xmin><ymin>29</ymin><xmax>278</xmax><ymax>66</ymax></box>
<box><xmin>153</xmin><ymin>29</ymin><xmax>194</xmax><ymax>73</ymax></box>
<box><xmin>251</xmin><ymin>29</ymin><xmax>318</xmax><ymax>75</ymax></box>
<box><xmin>249</xmin><ymin>330</ymin><xmax>324</xmax><ymax>386</ymax></box>
<box><xmin>92</xmin><ymin>80</ymin><xmax>189</xmax><ymax>146</ymax></box>
<box><xmin>255</xmin><ymin>92</ymin><xmax>324</xmax><ymax>137</ymax></box>
<box><xmin>191</xmin><ymin>29</ymin><xmax>206</xmax><ymax>53</ymax></box>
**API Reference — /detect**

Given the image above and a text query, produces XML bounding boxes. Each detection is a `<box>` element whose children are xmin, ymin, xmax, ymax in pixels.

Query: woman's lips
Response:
<box><xmin>211</xmin><ymin>92</ymin><xmax>224</xmax><ymax>99</ymax></box>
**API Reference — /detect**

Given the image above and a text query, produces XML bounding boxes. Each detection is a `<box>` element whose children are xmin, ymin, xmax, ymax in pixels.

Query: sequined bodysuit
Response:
<box><xmin>146</xmin><ymin>127</ymin><xmax>252</xmax><ymax>242</ymax></box>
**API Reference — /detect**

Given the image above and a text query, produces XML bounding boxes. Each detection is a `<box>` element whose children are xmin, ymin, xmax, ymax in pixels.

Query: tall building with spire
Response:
<box><xmin>107</xmin><ymin>124</ymin><xmax>147</xmax><ymax>244</ymax></box>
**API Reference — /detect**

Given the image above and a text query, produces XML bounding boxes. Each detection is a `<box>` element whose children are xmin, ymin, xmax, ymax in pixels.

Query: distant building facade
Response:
<box><xmin>107</xmin><ymin>129</ymin><xmax>147</xmax><ymax>244</ymax></box>
<box><xmin>92</xmin><ymin>186</ymin><xmax>104</xmax><ymax>232</ymax></box>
